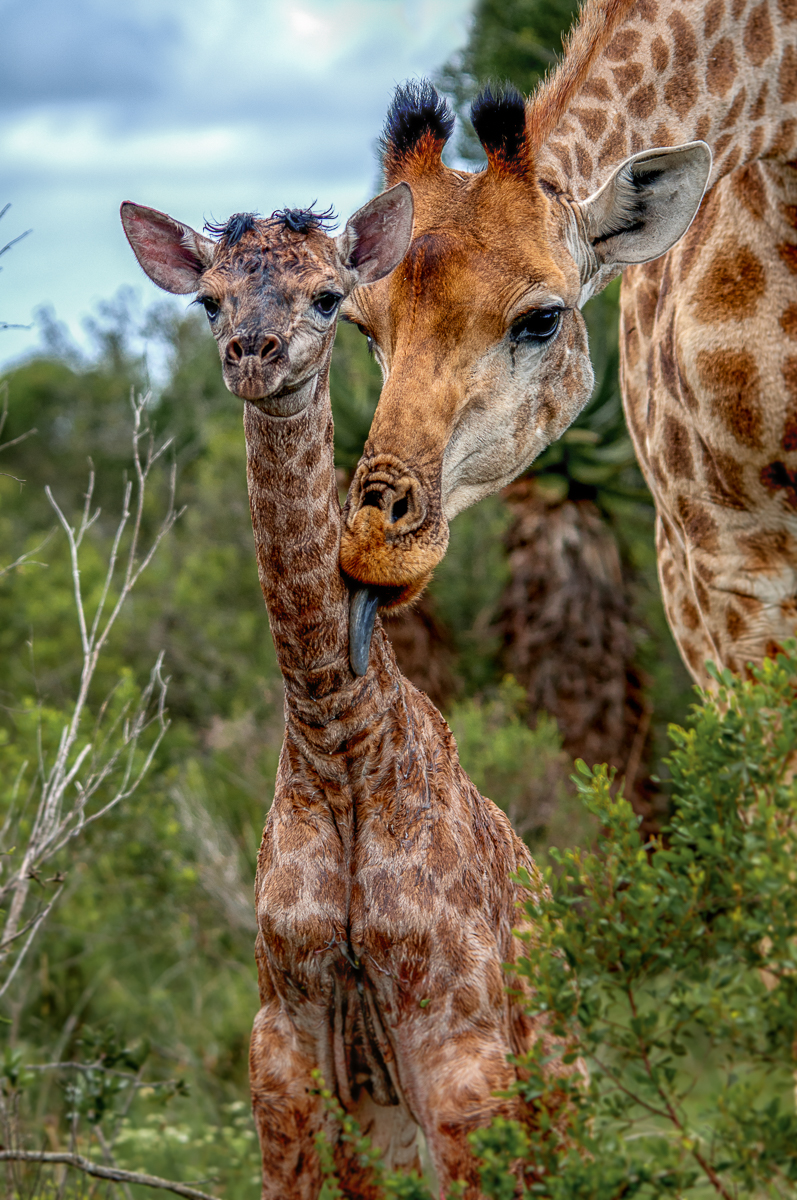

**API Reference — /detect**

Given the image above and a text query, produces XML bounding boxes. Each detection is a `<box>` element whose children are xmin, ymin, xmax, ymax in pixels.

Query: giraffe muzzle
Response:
<box><xmin>340</xmin><ymin>457</ymin><xmax>449</xmax><ymax>610</ymax></box>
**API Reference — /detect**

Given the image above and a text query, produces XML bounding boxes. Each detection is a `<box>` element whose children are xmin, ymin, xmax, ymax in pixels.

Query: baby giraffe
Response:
<box><xmin>120</xmin><ymin>190</ymin><xmax>559</xmax><ymax>1198</ymax></box>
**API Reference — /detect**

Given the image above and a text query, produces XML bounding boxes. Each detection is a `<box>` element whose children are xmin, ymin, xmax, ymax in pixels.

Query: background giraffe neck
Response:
<box><xmin>244</xmin><ymin>360</ymin><xmax>402</xmax><ymax>762</ymax></box>
<box><xmin>533</xmin><ymin>0</ymin><xmax>797</xmax><ymax>200</ymax></box>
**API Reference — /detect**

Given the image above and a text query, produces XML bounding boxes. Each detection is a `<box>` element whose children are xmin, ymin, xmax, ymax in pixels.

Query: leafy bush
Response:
<box><xmin>478</xmin><ymin>646</ymin><xmax>797</xmax><ymax>1198</ymax></box>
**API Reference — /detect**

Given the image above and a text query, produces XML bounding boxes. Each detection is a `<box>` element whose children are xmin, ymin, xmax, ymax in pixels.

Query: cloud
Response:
<box><xmin>0</xmin><ymin>0</ymin><xmax>179</xmax><ymax>108</ymax></box>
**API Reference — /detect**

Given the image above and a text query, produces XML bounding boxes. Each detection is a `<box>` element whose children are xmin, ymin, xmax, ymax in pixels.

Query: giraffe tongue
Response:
<box><xmin>349</xmin><ymin>585</ymin><xmax>380</xmax><ymax>677</ymax></box>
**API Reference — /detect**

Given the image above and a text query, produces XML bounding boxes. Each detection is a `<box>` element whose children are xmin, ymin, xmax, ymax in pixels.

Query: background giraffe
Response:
<box><xmin>338</xmin><ymin>0</ymin><xmax>797</xmax><ymax>687</ymax></box>
<box><xmin>121</xmin><ymin>194</ymin><xmax>570</xmax><ymax>1198</ymax></box>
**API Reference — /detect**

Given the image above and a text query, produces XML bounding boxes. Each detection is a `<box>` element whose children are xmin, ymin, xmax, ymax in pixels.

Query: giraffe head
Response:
<box><xmin>339</xmin><ymin>82</ymin><xmax>711</xmax><ymax>605</ymax></box>
<box><xmin>120</xmin><ymin>186</ymin><xmax>414</xmax><ymax>418</ymax></box>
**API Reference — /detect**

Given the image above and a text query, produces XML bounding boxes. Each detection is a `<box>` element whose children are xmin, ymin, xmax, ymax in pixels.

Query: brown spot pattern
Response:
<box><xmin>780</xmin><ymin>303</ymin><xmax>797</xmax><ymax>338</ymax></box>
<box><xmin>575</xmin><ymin>143</ymin><xmax>593</xmax><ymax>177</ymax></box>
<box><xmin>779</xmin><ymin>45</ymin><xmax>797</xmax><ymax>103</ymax></box>
<box><xmin>651</xmin><ymin>34</ymin><xmax>670</xmax><ymax>72</ymax></box>
<box><xmin>679</xmin><ymin>187</ymin><xmax>722</xmax><ymax>280</ymax></box>
<box><xmin>663</xmin><ymin>414</ymin><xmax>695</xmax><ymax>478</ymax></box>
<box><xmin>605</xmin><ymin>29</ymin><xmax>643</xmax><ymax>59</ymax></box>
<box><xmin>636</xmin><ymin>282</ymin><xmax>659</xmax><ymax>337</ymax></box>
<box><xmin>744</xmin><ymin>1</ymin><xmax>775</xmax><ymax>64</ymax></box>
<box><xmin>732</xmin><ymin>163</ymin><xmax>767</xmax><ymax>219</ymax></box>
<box><xmin>726</xmin><ymin>607</ymin><xmax>747</xmax><ymax>640</ymax></box>
<box><xmin>721</xmin><ymin>146</ymin><xmax>743</xmax><ymax>175</ymax></box>
<box><xmin>628</xmin><ymin>82</ymin><xmax>658</xmax><ymax>118</ymax></box>
<box><xmin>749</xmin><ymin>80</ymin><xmax>769</xmax><ymax>120</ymax></box>
<box><xmin>572</xmin><ymin>106</ymin><xmax>607</xmax><ymax>138</ymax></box>
<box><xmin>681</xmin><ymin>596</ymin><xmax>701</xmax><ymax>630</ymax></box>
<box><xmin>599</xmin><ymin>123</ymin><xmax>628</xmax><ymax>167</ymax></box>
<box><xmin>714</xmin><ymin>132</ymin><xmax>734</xmax><ymax>159</ymax></box>
<box><xmin>779</xmin><ymin>241</ymin><xmax>797</xmax><ymax>273</ymax></box>
<box><xmin>694</xmin><ymin>576</ymin><xmax>711</xmax><ymax>611</ymax></box>
<box><xmin>747</xmin><ymin>124</ymin><xmax>765</xmax><ymax>158</ymax></box>
<box><xmin>780</xmin><ymin>0</ymin><xmax>797</xmax><ymax>19</ymax></box>
<box><xmin>773</xmin><ymin>119</ymin><xmax>797</xmax><ymax>157</ymax></box>
<box><xmin>719</xmin><ymin>87</ymin><xmax>747</xmax><ymax>129</ymax></box>
<box><xmin>760</xmin><ymin>461</ymin><xmax>797</xmax><ymax>508</ymax></box>
<box><xmin>707</xmin><ymin>38</ymin><xmax>738</xmax><ymax>95</ymax></box>
<box><xmin>699</xmin><ymin>437</ymin><xmax>749</xmax><ymax>507</ymax></box>
<box><xmin>696</xmin><ymin>349</ymin><xmax>763</xmax><ymax>449</ymax></box>
<box><xmin>665</xmin><ymin>66</ymin><xmax>699</xmax><ymax>116</ymax></box>
<box><xmin>691</xmin><ymin>245</ymin><xmax>766</xmax><ymax>321</ymax></box>
<box><xmin>582</xmin><ymin>78</ymin><xmax>612</xmax><ymax>100</ymax></box>
<box><xmin>677</xmin><ymin>495</ymin><xmax>720</xmax><ymax>551</ymax></box>
<box><xmin>782</xmin><ymin>358</ymin><xmax>797</xmax><ymax>449</ymax></box>
<box><xmin>612</xmin><ymin>63</ymin><xmax>645</xmax><ymax>93</ymax></box>
<box><xmin>705</xmin><ymin>0</ymin><xmax>725</xmax><ymax>38</ymax></box>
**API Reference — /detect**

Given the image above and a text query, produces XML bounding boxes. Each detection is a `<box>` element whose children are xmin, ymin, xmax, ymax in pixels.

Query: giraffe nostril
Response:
<box><xmin>228</xmin><ymin>339</ymin><xmax>244</xmax><ymax>362</ymax></box>
<box><xmin>260</xmin><ymin>335</ymin><xmax>282</xmax><ymax>362</ymax></box>
<box><xmin>390</xmin><ymin>495</ymin><xmax>409</xmax><ymax>523</ymax></box>
<box><xmin>361</xmin><ymin>491</ymin><xmax>383</xmax><ymax>510</ymax></box>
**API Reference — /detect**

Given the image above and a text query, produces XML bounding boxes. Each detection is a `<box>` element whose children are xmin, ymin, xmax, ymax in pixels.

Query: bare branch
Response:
<box><xmin>0</xmin><ymin>394</ymin><xmax>181</xmax><ymax>995</ymax></box>
<box><xmin>0</xmin><ymin>1151</ymin><xmax>218</xmax><ymax>1200</ymax></box>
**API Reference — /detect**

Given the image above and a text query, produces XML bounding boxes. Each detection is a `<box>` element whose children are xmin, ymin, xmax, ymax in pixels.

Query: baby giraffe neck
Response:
<box><xmin>244</xmin><ymin>357</ymin><xmax>401</xmax><ymax>763</ymax></box>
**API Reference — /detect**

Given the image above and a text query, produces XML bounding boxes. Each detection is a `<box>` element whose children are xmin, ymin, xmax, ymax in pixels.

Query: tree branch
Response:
<box><xmin>0</xmin><ymin>1151</ymin><xmax>218</xmax><ymax>1200</ymax></box>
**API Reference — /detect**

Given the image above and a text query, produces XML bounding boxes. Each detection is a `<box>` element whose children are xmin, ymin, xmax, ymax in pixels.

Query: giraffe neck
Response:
<box><xmin>533</xmin><ymin>0</ymin><xmax>797</xmax><ymax>200</ymax></box>
<box><xmin>244</xmin><ymin>355</ymin><xmax>402</xmax><ymax>766</ymax></box>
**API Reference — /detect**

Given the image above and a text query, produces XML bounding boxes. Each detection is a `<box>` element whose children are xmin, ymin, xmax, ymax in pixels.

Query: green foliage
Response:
<box><xmin>497</xmin><ymin>646</ymin><xmax>797</xmax><ymax>1198</ymax></box>
<box><xmin>329</xmin><ymin>320</ymin><xmax>384</xmax><ymax>475</ymax></box>
<box><xmin>448</xmin><ymin>678</ymin><xmax>585</xmax><ymax>847</ymax></box>
<box><xmin>428</xmin><ymin>496</ymin><xmax>512</xmax><ymax>694</ymax></box>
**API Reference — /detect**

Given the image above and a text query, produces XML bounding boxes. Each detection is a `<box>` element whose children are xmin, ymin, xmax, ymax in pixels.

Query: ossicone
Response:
<box><xmin>470</xmin><ymin>84</ymin><xmax>533</xmax><ymax>178</ymax></box>
<box><xmin>380</xmin><ymin>79</ymin><xmax>455</xmax><ymax>183</ymax></box>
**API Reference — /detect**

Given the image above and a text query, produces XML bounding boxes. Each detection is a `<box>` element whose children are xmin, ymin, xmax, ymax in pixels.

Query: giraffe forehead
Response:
<box><xmin>377</xmin><ymin>167</ymin><xmax>575</xmax><ymax>321</ymax></box>
<box><xmin>204</xmin><ymin>225</ymin><xmax>341</xmax><ymax>297</ymax></box>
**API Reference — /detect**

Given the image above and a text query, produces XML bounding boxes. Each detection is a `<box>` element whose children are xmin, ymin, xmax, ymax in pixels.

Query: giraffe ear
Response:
<box><xmin>120</xmin><ymin>202</ymin><xmax>215</xmax><ymax>294</ymax></box>
<box><xmin>577</xmin><ymin>141</ymin><xmax>712</xmax><ymax>270</ymax></box>
<box><xmin>337</xmin><ymin>183</ymin><xmax>414</xmax><ymax>285</ymax></box>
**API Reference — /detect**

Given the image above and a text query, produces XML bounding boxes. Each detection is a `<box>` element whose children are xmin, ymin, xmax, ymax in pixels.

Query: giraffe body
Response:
<box><xmin>338</xmin><ymin>0</ymin><xmax>797</xmax><ymax>686</ymax></box>
<box><xmin>531</xmin><ymin>0</ymin><xmax>797</xmax><ymax>678</ymax></box>
<box><xmin>121</xmin><ymin>196</ymin><xmax>564</xmax><ymax>1198</ymax></box>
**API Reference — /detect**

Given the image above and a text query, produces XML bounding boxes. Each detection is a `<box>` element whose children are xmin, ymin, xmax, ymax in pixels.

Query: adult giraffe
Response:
<box><xmin>340</xmin><ymin>0</ymin><xmax>797</xmax><ymax>685</ymax></box>
<box><xmin>120</xmin><ymin>191</ymin><xmax>571</xmax><ymax>1198</ymax></box>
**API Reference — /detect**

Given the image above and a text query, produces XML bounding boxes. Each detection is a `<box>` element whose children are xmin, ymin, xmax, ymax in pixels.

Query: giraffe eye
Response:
<box><xmin>510</xmin><ymin>307</ymin><xmax>562</xmax><ymax>344</ymax></box>
<box><xmin>314</xmin><ymin>292</ymin><xmax>342</xmax><ymax>317</ymax></box>
<box><xmin>355</xmin><ymin>323</ymin><xmax>375</xmax><ymax>356</ymax></box>
<box><xmin>201</xmin><ymin>296</ymin><xmax>220</xmax><ymax>320</ymax></box>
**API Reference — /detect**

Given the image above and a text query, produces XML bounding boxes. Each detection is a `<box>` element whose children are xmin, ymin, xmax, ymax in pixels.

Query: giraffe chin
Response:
<box><xmin>339</xmin><ymin>510</ymin><xmax>444</xmax><ymax>612</ymax></box>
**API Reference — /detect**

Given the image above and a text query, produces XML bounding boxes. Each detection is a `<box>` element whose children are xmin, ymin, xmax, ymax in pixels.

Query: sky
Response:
<box><xmin>0</xmin><ymin>0</ymin><xmax>472</xmax><ymax>370</ymax></box>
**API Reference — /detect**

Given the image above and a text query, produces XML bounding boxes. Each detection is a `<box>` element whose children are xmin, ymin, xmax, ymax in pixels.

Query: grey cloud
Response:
<box><xmin>0</xmin><ymin>0</ymin><xmax>179</xmax><ymax>106</ymax></box>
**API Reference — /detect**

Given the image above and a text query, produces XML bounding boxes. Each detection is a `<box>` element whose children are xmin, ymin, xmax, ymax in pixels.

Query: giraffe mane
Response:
<box><xmin>526</xmin><ymin>0</ymin><xmax>640</xmax><ymax>149</ymax></box>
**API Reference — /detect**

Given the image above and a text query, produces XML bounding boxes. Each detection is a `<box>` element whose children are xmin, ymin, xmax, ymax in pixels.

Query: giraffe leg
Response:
<box><xmin>249</xmin><ymin>999</ymin><xmax>326</xmax><ymax>1200</ymax></box>
<box><xmin>393</xmin><ymin>1024</ymin><xmax>521</xmax><ymax>1199</ymax></box>
<box><xmin>333</xmin><ymin>1092</ymin><xmax>420</xmax><ymax>1199</ymax></box>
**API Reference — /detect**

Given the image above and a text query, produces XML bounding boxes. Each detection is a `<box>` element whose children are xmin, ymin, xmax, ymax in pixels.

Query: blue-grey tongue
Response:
<box><xmin>349</xmin><ymin>585</ymin><xmax>380</xmax><ymax>676</ymax></box>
